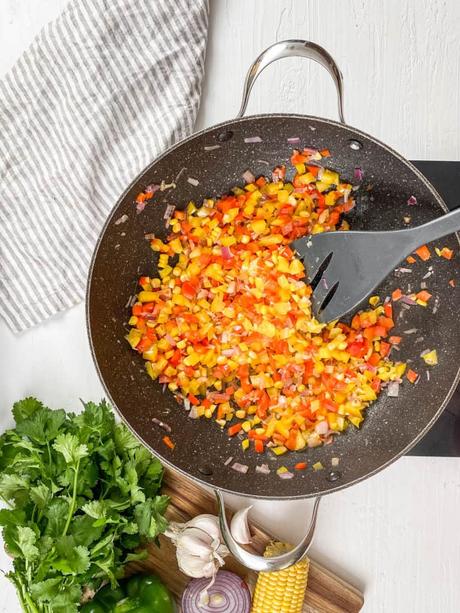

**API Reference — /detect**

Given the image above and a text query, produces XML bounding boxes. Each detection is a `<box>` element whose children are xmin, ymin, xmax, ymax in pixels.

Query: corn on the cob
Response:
<box><xmin>251</xmin><ymin>542</ymin><xmax>309</xmax><ymax>613</ymax></box>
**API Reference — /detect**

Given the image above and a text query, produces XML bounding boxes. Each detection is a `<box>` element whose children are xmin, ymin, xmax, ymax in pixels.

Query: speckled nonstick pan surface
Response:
<box><xmin>87</xmin><ymin>115</ymin><xmax>460</xmax><ymax>499</ymax></box>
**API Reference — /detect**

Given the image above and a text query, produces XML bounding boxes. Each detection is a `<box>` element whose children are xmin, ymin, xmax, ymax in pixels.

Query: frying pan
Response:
<box><xmin>87</xmin><ymin>40</ymin><xmax>460</xmax><ymax>570</ymax></box>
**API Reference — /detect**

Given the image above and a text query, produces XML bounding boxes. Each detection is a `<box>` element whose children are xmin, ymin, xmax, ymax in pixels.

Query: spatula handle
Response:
<box><xmin>409</xmin><ymin>207</ymin><xmax>460</xmax><ymax>247</ymax></box>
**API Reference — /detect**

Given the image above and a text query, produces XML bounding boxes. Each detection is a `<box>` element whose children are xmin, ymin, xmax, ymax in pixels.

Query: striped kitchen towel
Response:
<box><xmin>0</xmin><ymin>0</ymin><xmax>209</xmax><ymax>333</ymax></box>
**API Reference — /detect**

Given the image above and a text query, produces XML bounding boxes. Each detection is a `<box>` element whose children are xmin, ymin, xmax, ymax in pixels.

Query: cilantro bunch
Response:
<box><xmin>0</xmin><ymin>398</ymin><xmax>169</xmax><ymax>613</ymax></box>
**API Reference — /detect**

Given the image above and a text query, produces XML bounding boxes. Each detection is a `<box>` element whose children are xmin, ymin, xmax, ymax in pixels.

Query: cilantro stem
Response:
<box><xmin>62</xmin><ymin>458</ymin><xmax>80</xmax><ymax>537</ymax></box>
<box><xmin>12</xmin><ymin>572</ymin><xmax>39</xmax><ymax>613</ymax></box>
<box><xmin>46</xmin><ymin>441</ymin><xmax>52</xmax><ymax>469</ymax></box>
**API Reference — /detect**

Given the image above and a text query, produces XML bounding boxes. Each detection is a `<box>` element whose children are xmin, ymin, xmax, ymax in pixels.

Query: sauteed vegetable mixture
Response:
<box><xmin>127</xmin><ymin>150</ymin><xmax>407</xmax><ymax>454</ymax></box>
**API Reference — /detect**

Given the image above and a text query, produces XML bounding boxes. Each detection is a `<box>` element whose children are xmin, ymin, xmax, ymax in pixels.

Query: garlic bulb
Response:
<box><xmin>230</xmin><ymin>505</ymin><xmax>253</xmax><ymax>545</ymax></box>
<box><xmin>165</xmin><ymin>514</ymin><xmax>229</xmax><ymax>580</ymax></box>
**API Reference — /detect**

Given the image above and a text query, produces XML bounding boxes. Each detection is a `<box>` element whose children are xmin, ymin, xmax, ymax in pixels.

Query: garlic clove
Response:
<box><xmin>177</xmin><ymin>547</ymin><xmax>218</xmax><ymax>578</ymax></box>
<box><xmin>230</xmin><ymin>505</ymin><xmax>253</xmax><ymax>545</ymax></box>
<box><xmin>185</xmin><ymin>514</ymin><xmax>222</xmax><ymax>542</ymax></box>
<box><xmin>177</xmin><ymin>527</ymin><xmax>214</xmax><ymax>557</ymax></box>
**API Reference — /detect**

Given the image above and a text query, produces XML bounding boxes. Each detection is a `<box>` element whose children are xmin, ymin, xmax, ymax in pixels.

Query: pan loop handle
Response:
<box><xmin>215</xmin><ymin>490</ymin><xmax>321</xmax><ymax>572</ymax></box>
<box><xmin>237</xmin><ymin>39</ymin><xmax>346</xmax><ymax>124</ymax></box>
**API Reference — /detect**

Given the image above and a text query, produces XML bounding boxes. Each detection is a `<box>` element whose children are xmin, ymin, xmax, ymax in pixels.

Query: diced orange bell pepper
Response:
<box><xmin>416</xmin><ymin>290</ymin><xmax>432</xmax><ymax>302</ymax></box>
<box><xmin>415</xmin><ymin>245</ymin><xmax>431</xmax><ymax>261</ymax></box>
<box><xmin>162</xmin><ymin>435</ymin><xmax>175</xmax><ymax>449</ymax></box>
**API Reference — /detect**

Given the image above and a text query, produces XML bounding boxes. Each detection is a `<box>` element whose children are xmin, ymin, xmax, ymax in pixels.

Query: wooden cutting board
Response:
<box><xmin>129</xmin><ymin>469</ymin><xmax>364</xmax><ymax>612</ymax></box>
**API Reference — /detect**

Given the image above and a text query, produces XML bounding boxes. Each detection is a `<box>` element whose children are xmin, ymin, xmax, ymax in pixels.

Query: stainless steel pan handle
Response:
<box><xmin>216</xmin><ymin>490</ymin><xmax>321</xmax><ymax>572</ymax></box>
<box><xmin>237</xmin><ymin>39</ymin><xmax>346</xmax><ymax>123</ymax></box>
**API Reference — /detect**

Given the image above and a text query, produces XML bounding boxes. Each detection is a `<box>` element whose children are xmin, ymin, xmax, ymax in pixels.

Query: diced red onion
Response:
<box><xmin>244</xmin><ymin>136</ymin><xmax>262</xmax><ymax>143</ymax></box>
<box><xmin>231</xmin><ymin>463</ymin><xmax>248</xmax><ymax>474</ymax></box>
<box><xmin>165</xmin><ymin>333</ymin><xmax>176</xmax><ymax>346</ymax></box>
<box><xmin>173</xmin><ymin>167</ymin><xmax>187</xmax><ymax>183</ymax></box>
<box><xmin>115</xmin><ymin>214</ymin><xmax>129</xmax><ymax>225</ymax></box>
<box><xmin>315</xmin><ymin>421</ymin><xmax>329</xmax><ymax>435</ymax></box>
<box><xmin>422</xmin><ymin>271</ymin><xmax>433</xmax><ymax>280</ymax></box>
<box><xmin>242</xmin><ymin>170</ymin><xmax>255</xmax><ymax>184</ymax></box>
<box><xmin>387</xmin><ymin>381</ymin><xmax>400</xmax><ymax>397</ymax></box>
<box><xmin>407</xmin><ymin>195</ymin><xmax>417</xmax><ymax>206</ymax></box>
<box><xmin>187</xmin><ymin>176</ymin><xmax>200</xmax><ymax>186</ymax></box>
<box><xmin>256</xmin><ymin>159</ymin><xmax>270</xmax><ymax>165</ymax></box>
<box><xmin>183</xmin><ymin>398</ymin><xmax>191</xmax><ymax>412</ymax></box>
<box><xmin>189</xmin><ymin>406</ymin><xmax>200</xmax><ymax>419</ymax></box>
<box><xmin>222</xmin><ymin>348</ymin><xmax>237</xmax><ymax>357</ymax></box>
<box><xmin>181</xmin><ymin>571</ymin><xmax>251</xmax><ymax>613</ymax></box>
<box><xmin>404</xmin><ymin>328</ymin><xmax>418</xmax><ymax>334</ymax></box>
<box><xmin>224</xmin><ymin>456</ymin><xmax>233</xmax><ymax>466</ymax></box>
<box><xmin>354</xmin><ymin>167</ymin><xmax>364</xmax><ymax>181</ymax></box>
<box><xmin>221</xmin><ymin>246</ymin><xmax>233</xmax><ymax>260</ymax></box>
<box><xmin>426</xmin><ymin>370</ymin><xmax>430</xmax><ymax>381</ymax></box>
<box><xmin>144</xmin><ymin>233</ymin><xmax>156</xmax><ymax>240</ymax></box>
<box><xmin>145</xmin><ymin>183</ymin><xmax>160</xmax><ymax>194</ymax></box>
<box><xmin>420</xmin><ymin>281</ymin><xmax>427</xmax><ymax>289</ymax></box>
<box><xmin>151</xmin><ymin>417</ymin><xmax>172</xmax><ymax>433</ymax></box>
<box><xmin>287</xmin><ymin>136</ymin><xmax>301</xmax><ymax>143</ymax></box>
<box><xmin>255</xmin><ymin>464</ymin><xmax>270</xmax><ymax>474</ymax></box>
<box><xmin>278</xmin><ymin>471</ymin><xmax>294</xmax><ymax>479</ymax></box>
<box><xmin>331</xmin><ymin>457</ymin><xmax>340</xmax><ymax>467</ymax></box>
<box><xmin>164</xmin><ymin>204</ymin><xmax>176</xmax><ymax>220</ymax></box>
<box><xmin>400</xmin><ymin>295</ymin><xmax>416</xmax><ymax>305</ymax></box>
<box><xmin>397</xmin><ymin>267</ymin><xmax>413</xmax><ymax>274</ymax></box>
<box><xmin>303</xmin><ymin>147</ymin><xmax>321</xmax><ymax>160</ymax></box>
<box><xmin>204</xmin><ymin>145</ymin><xmax>221</xmax><ymax>151</ymax></box>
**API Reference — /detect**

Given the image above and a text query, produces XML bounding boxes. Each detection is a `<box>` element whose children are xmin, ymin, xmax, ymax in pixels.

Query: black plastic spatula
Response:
<box><xmin>292</xmin><ymin>208</ymin><xmax>460</xmax><ymax>323</ymax></box>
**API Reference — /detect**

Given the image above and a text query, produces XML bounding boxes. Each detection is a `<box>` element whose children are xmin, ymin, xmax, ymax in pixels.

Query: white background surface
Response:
<box><xmin>1</xmin><ymin>1</ymin><xmax>460</xmax><ymax>611</ymax></box>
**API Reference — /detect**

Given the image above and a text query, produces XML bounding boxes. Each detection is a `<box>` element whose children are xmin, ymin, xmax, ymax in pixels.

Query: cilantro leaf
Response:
<box><xmin>12</xmin><ymin>397</ymin><xmax>44</xmax><ymax>424</ymax></box>
<box><xmin>134</xmin><ymin>495</ymin><xmax>169</xmax><ymax>540</ymax></box>
<box><xmin>53</xmin><ymin>433</ymin><xmax>88</xmax><ymax>464</ymax></box>
<box><xmin>31</xmin><ymin>578</ymin><xmax>80</xmax><ymax>612</ymax></box>
<box><xmin>30</xmin><ymin>483</ymin><xmax>51</xmax><ymax>508</ymax></box>
<box><xmin>0</xmin><ymin>473</ymin><xmax>29</xmax><ymax>504</ymax></box>
<box><xmin>70</xmin><ymin>515</ymin><xmax>104</xmax><ymax>547</ymax></box>
<box><xmin>17</xmin><ymin>407</ymin><xmax>66</xmax><ymax>445</ymax></box>
<box><xmin>114</xmin><ymin>423</ymin><xmax>140</xmax><ymax>453</ymax></box>
<box><xmin>44</xmin><ymin>498</ymin><xmax>69</xmax><ymax>537</ymax></box>
<box><xmin>30</xmin><ymin>577</ymin><xmax>63</xmax><ymax>602</ymax></box>
<box><xmin>16</xmin><ymin>526</ymin><xmax>39</xmax><ymax>561</ymax></box>
<box><xmin>74</xmin><ymin>399</ymin><xmax>115</xmax><ymax>440</ymax></box>
<box><xmin>53</xmin><ymin>537</ymin><xmax>90</xmax><ymax>575</ymax></box>
<box><xmin>81</xmin><ymin>500</ymin><xmax>106</xmax><ymax>520</ymax></box>
<box><xmin>123</xmin><ymin>549</ymin><xmax>148</xmax><ymax>563</ymax></box>
<box><xmin>0</xmin><ymin>508</ymin><xmax>26</xmax><ymax>527</ymax></box>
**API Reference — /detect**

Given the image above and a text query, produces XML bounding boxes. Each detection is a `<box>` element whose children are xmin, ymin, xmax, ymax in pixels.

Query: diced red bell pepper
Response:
<box><xmin>254</xmin><ymin>439</ymin><xmax>264</xmax><ymax>453</ymax></box>
<box><xmin>228</xmin><ymin>423</ymin><xmax>242</xmax><ymax>436</ymax></box>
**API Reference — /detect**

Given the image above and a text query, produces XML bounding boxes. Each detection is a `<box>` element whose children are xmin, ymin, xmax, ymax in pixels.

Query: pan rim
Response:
<box><xmin>86</xmin><ymin>113</ymin><xmax>460</xmax><ymax>500</ymax></box>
